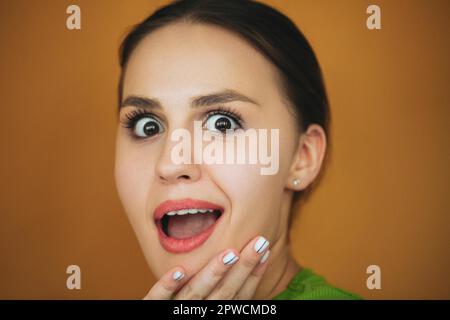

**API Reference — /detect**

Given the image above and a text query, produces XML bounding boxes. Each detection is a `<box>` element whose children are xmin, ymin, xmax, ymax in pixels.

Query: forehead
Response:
<box><xmin>122</xmin><ymin>22</ymin><xmax>282</xmax><ymax>104</ymax></box>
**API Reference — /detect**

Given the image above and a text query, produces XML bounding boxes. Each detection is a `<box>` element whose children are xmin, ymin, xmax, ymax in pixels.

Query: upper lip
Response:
<box><xmin>153</xmin><ymin>198</ymin><xmax>224</xmax><ymax>221</ymax></box>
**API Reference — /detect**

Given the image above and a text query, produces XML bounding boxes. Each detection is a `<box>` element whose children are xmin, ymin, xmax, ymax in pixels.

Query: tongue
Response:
<box><xmin>167</xmin><ymin>213</ymin><xmax>216</xmax><ymax>239</ymax></box>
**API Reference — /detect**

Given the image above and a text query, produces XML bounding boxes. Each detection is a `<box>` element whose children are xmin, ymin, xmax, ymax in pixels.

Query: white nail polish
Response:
<box><xmin>254</xmin><ymin>236</ymin><xmax>269</xmax><ymax>254</ymax></box>
<box><xmin>222</xmin><ymin>251</ymin><xmax>239</xmax><ymax>265</ymax></box>
<box><xmin>260</xmin><ymin>250</ymin><xmax>270</xmax><ymax>264</ymax></box>
<box><xmin>172</xmin><ymin>270</ymin><xmax>184</xmax><ymax>281</ymax></box>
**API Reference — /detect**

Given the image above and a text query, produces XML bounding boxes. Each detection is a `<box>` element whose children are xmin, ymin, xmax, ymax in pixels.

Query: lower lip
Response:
<box><xmin>156</xmin><ymin>214</ymin><xmax>223</xmax><ymax>253</ymax></box>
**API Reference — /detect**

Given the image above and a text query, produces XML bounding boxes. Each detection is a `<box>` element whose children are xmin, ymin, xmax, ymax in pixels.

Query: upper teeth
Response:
<box><xmin>165</xmin><ymin>209</ymin><xmax>215</xmax><ymax>216</ymax></box>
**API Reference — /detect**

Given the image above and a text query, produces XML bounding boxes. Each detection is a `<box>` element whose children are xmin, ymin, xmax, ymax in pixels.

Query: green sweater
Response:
<box><xmin>272</xmin><ymin>268</ymin><xmax>362</xmax><ymax>300</ymax></box>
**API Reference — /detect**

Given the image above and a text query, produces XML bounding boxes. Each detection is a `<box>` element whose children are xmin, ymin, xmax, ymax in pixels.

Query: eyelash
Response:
<box><xmin>120</xmin><ymin>108</ymin><xmax>157</xmax><ymax>130</ymax></box>
<box><xmin>119</xmin><ymin>106</ymin><xmax>244</xmax><ymax>140</ymax></box>
<box><xmin>203</xmin><ymin>106</ymin><xmax>244</xmax><ymax>129</ymax></box>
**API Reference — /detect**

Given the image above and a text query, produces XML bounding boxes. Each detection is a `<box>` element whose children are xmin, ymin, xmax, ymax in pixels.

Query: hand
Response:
<box><xmin>143</xmin><ymin>235</ymin><xmax>271</xmax><ymax>300</ymax></box>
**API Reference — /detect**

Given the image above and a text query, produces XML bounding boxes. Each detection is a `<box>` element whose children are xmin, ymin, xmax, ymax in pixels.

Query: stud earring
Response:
<box><xmin>293</xmin><ymin>178</ymin><xmax>300</xmax><ymax>187</ymax></box>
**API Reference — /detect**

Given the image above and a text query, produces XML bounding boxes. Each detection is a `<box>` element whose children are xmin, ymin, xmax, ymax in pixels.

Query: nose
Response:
<box><xmin>155</xmin><ymin>139</ymin><xmax>201</xmax><ymax>185</ymax></box>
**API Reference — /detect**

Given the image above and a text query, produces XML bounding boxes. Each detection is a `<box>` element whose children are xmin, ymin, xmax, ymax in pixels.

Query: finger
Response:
<box><xmin>206</xmin><ymin>235</ymin><xmax>270</xmax><ymax>300</ymax></box>
<box><xmin>174</xmin><ymin>249</ymin><xmax>240</xmax><ymax>300</ymax></box>
<box><xmin>234</xmin><ymin>250</ymin><xmax>270</xmax><ymax>300</ymax></box>
<box><xmin>143</xmin><ymin>267</ymin><xmax>187</xmax><ymax>300</ymax></box>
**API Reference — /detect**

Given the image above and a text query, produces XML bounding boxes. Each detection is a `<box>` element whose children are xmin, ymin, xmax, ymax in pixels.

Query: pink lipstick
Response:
<box><xmin>153</xmin><ymin>199</ymin><xmax>224</xmax><ymax>253</ymax></box>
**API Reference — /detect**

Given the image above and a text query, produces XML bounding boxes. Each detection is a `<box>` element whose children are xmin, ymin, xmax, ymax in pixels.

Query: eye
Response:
<box><xmin>204</xmin><ymin>110</ymin><xmax>242</xmax><ymax>133</ymax></box>
<box><xmin>120</xmin><ymin>108</ymin><xmax>165</xmax><ymax>139</ymax></box>
<box><xmin>134</xmin><ymin>117</ymin><xmax>164</xmax><ymax>138</ymax></box>
<box><xmin>204</xmin><ymin>114</ymin><xmax>240</xmax><ymax>133</ymax></box>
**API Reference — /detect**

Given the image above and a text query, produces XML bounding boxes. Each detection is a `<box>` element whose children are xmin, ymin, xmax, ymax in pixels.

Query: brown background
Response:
<box><xmin>0</xmin><ymin>0</ymin><xmax>449</xmax><ymax>299</ymax></box>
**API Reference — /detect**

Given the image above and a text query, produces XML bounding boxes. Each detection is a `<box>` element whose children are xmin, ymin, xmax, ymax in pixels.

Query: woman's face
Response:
<box><xmin>115</xmin><ymin>22</ymin><xmax>300</xmax><ymax>277</ymax></box>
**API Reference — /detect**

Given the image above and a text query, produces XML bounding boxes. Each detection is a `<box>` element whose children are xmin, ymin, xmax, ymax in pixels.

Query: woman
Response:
<box><xmin>114</xmin><ymin>0</ymin><xmax>361</xmax><ymax>300</ymax></box>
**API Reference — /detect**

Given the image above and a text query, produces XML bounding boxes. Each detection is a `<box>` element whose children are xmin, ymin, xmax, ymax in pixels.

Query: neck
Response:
<box><xmin>252</xmin><ymin>233</ymin><xmax>301</xmax><ymax>300</ymax></box>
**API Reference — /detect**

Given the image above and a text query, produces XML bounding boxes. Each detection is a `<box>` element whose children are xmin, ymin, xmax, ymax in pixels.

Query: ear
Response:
<box><xmin>286</xmin><ymin>124</ymin><xmax>327</xmax><ymax>191</ymax></box>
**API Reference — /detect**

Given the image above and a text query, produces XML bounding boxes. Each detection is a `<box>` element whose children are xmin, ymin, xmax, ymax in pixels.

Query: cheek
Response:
<box><xmin>203</xmin><ymin>125</ymin><xmax>296</xmax><ymax>241</ymax></box>
<box><xmin>206</xmin><ymin>163</ymin><xmax>287</xmax><ymax>236</ymax></box>
<box><xmin>114</xmin><ymin>137</ymin><xmax>156</xmax><ymax>229</ymax></box>
<box><xmin>115</xmin><ymin>137</ymin><xmax>170</xmax><ymax>274</ymax></box>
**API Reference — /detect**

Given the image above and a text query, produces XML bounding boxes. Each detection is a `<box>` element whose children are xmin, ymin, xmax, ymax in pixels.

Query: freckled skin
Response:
<box><xmin>114</xmin><ymin>22</ymin><xmax>326</xmax><ymax>298</ymax></box>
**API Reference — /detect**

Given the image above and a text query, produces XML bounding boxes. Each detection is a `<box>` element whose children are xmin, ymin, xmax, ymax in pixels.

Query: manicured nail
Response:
<box><xmin>222</xmin><ymin>251</ymin><xmax>239</xmax><ymax>266</ymax></box>
<box><xmin>172</xmin><ymin>270</ymin><xmax>185</xmax><ymax>281</ymax></box>
<box><xmin>254</xmin><ymin>236</ymin><xmax>269</xmax><ymax>254</ymax></box>
<box><xmin>260</xmin><ymin>250</ymin><xmax>270</xmax><ymax>264</ymax></box>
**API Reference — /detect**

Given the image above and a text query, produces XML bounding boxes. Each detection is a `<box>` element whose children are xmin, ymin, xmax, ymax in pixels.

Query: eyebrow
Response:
<box><xmin>120</xmin><ymin>89</ymin><xmax>260</xmax><ymax>111</ymax></box>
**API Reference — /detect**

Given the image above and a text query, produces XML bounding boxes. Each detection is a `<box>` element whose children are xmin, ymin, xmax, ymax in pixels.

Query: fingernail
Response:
<box><xmin>172</xmin><ymin>270</ymin><xmax>185</xmax><ymax>281</ymax></box>
<box><xmin>254</xmin><ymin>236</ymin><xmax>269</xmax><ymax>254</ymax></box>
<box><xmin>222</xmin><ymin>251</ymin><xmax>239</xmax><ymax>266</ymax></box>
<box><xmin>260</xmin><ymin>250</ymin><xmax>270</xmax><ymax>264</ymax></box>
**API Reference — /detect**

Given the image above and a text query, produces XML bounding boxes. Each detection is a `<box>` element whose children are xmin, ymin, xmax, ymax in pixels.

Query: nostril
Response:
<box><xmin>178</xmin><ymin>175</ymin><xmax>190</xmax><ymax>180</ymax></box>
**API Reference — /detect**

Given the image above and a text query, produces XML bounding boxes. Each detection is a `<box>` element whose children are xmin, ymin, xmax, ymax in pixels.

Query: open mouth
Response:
<box><xmin>160</xmin><ymin>209</ymin><xmax>222</xmax><ymax>239</ymax></box>
<box><xmin>154</xmin><ymin>199</ymin><xmax>224</xmax><ymax>253</ymax></box>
